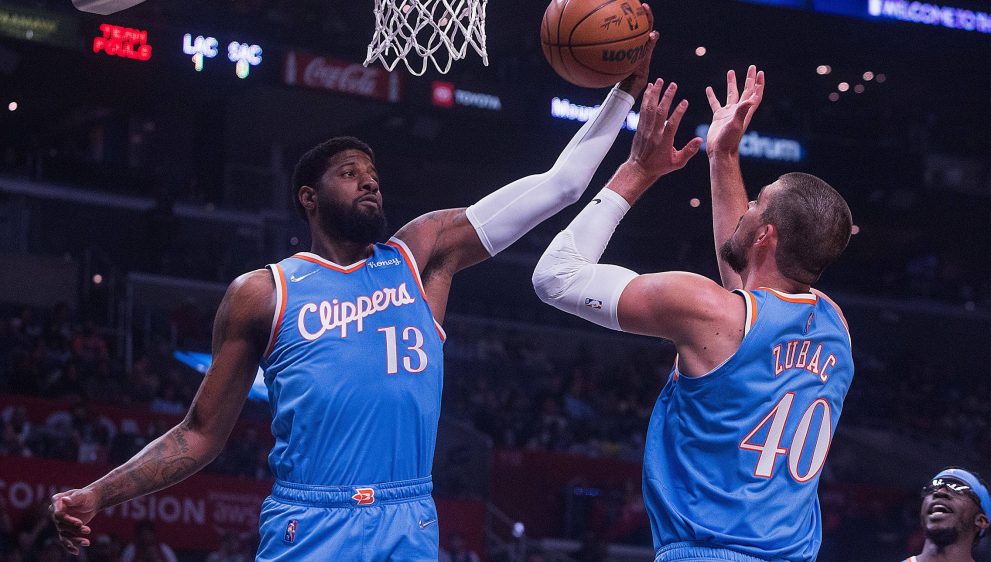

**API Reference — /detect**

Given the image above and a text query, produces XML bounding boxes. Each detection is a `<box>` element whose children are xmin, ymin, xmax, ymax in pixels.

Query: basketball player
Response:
<box><xmin>49</xmin><ymin>30</ymin><xmax>671</xmax><ymax>561</ymax></box>
<box><xmin>531</xmin><ymin>66</ymin><xmax>854</xmax><ymax>561</ymax></box>
<box><xmin>903</xmin><ymin>467</ymin><xmax>990</xmax><ymax>562</ymax></box>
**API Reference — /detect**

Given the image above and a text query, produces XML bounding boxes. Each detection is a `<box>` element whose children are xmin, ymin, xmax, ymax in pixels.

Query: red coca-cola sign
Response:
<box><xmin>283</xmin><ymin>51</ymin><xmax>403</xmax><ymax>102</ymax></box>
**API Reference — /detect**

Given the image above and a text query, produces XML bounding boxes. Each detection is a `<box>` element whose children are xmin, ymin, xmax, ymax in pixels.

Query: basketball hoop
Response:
<box><xmin>364</xmin><ymin>0</ymin><xmax>489</xmax><ymax>75</ymax></box>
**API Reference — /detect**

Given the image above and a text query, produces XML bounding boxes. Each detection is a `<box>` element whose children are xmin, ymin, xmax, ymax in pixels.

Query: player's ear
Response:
<box><xmin>754</xmin><ymin>223</ymin><xmax>774</xmax><ymax>247</ymax></box>
<box><xmin>298</xmin><ymin>185</ymin><xmax>317</xmax><ymax>214</ymax></box>
<box><xmin>976</xmin><ymin>511</ymin><xmax>989</xmax><ymax>534</ymax></box>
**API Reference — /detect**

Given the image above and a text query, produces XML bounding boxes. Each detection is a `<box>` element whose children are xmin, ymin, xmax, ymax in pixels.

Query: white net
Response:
<box><xmin>364</xmin><ymin>0</ymin><xmax>489</xmax><ymax>75</ymax></box>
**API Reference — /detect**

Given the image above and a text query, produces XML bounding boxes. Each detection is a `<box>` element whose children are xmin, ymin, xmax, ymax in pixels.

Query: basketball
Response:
<box><xmin>540</xmin><ymin>0</ymin><xmax>652</xmax><ymax>88</ymax></box>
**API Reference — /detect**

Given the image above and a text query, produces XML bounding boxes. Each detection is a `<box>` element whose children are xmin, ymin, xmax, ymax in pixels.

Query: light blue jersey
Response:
<box><xmin>644</xmin><ymin>288</ymin><xmax>853</xmax><ymax>562</ymax></box>
<box><xmin>256</xmin><ymin>238</ymin><xmax>445</xmax><ymax>561</ymax></box>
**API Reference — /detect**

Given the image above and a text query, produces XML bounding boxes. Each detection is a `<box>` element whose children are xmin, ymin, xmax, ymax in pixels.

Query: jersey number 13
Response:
<box><xmin>378</xmin><ymin>326</ymin><xmax>428</xmax><ymax>375</ymax></box>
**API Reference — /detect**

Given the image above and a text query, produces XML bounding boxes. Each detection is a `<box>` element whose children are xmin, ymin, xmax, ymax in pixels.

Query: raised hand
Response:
<box><xmin>705</xmin><ymin>65</ymin><xmax>765</xmax><ymax>158</ymax></box>
<box><xmin>618</xmin><ymin>3</ymin><xmax>657</xmax><ymax>98</ymax></box>
<box><xmin>50</xmin><ymin>488</ymin><xmax>100</xmax><ymax>555</ymax></box>
<box><xmin>626</xmin><ymin>79</ymin><xmax>703</xmax><ymax>180</ymax></box>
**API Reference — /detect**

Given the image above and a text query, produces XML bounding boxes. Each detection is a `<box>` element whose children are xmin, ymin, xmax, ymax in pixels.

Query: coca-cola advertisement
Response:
<box><xmin>283</xmin><ymin>50</ymin><xmax>403</xmax><ymax>102</ymax></box>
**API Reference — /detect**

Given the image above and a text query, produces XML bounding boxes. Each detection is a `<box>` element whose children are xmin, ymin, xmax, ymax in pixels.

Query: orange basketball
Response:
<box><xmin>540</xmin><ymin>0</ymin><xmax>652</xmax><ymax>88</ymax></box>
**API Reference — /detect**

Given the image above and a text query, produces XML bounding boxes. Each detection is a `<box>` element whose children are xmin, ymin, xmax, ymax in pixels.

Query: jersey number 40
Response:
<box><xmin>739</xmin><ymin>392</ymin><xmax>832</xmax><ymax>482</ymax></box>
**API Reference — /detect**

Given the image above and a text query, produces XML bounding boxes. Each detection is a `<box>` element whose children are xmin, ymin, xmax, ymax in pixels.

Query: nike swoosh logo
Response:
<box><xmin>418</xmin><ymin>519</ymin><xmax>437</xmax><ymax>529</ymax></box>
<box><xmin>289</xmin><ymin>270</ymin><xmax>317</xmax><ymax>283</ymax></box>
<box><xmin>591</xmin><ymin>198</ymin><xmax>602</xmax><ymax>204</ymax></box>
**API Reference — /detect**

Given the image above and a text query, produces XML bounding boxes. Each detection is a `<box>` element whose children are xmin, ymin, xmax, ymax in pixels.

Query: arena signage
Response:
<box><xmin>550</xmin><ymin>97</ymin><xmax>640</xmax><ymax>131</ymax></box>
<box><xmin>179</xmin><ymin>33</ymin><xmax>263</xmax><ymax>78</ymax></box>
<box><xmin>738</xmin><ymin>0</ymin><xmax>991</xmax><ymax>34</ymax></box>
<box><xmin>93</xmin><ymin>22</ymin><xmax>151</xmax><ymax>61</ymax></box>
<box><xmin>283</xmin><ymin>50</ymin><xmax>403</xmax><ymax>102</ymax></box>
<box><xmin>228</xmin><ymin>40</ymin><xmax>262</xmax><ymax>79</ymax></box>
<box><xmin>181</xmin><ymin>33</ymin><xmax>218</xmax><ymax>71</ymax></box>
<box><xmin>860</xmin><ymin>0</ymin><xmax>990</xmax><ymax>32</ymax></box>
<box><xmin>695</xmin><ymin>124</ymin><xmax>804</xmax><ymax>162</ymax></box>
<box><xmin>0</xmin><ymin>4</ymin><xmax>78</xmax><ymax>48</ymax></box>
<box><xmin>431</xmin><ymin>81</ymin><xmax>503</xmax><ymax>111</ymax></box>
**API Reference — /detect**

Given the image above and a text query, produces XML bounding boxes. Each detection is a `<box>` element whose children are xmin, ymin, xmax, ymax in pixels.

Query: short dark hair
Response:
<box><xmin>761</xmin><ymin>172</ymin><xmax>852</xmax><ymax>284</ymax></box>
<box><xmin>290</xmin><ymin>137</ymin><xmax>375</xmax><ymax>221</ymax></box>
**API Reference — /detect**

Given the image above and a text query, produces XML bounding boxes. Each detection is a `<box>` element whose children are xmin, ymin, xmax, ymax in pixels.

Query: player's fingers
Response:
<box><xmin>662</xmin><ymin>99</ymin><xmax>689</xmax><ymax>143</ymax></box>
<box><xmin>640</xmin><ymin>31</ymin><xmax>659</xmax><ymax>68</ymax></box>
<box><xmin>674</xmin><ymin>138</ymin><xmax>703</xmax><ymax>167</ymax></box>
<box><xmin>657</xmin><ymin>82</ymin><xmax>677</xmax><ymax>122</ymax></box>
<box><xmin>726</xmin><ymin>69</ymin><xmax>739</xmax><ymax>104</ymax></box>
<box><xmin>733</xmin><ymin>95</ymin><xmax>756</xmax><ymax>120</ymax></box>
<box><xmin>742</xmin><ymin>65</ymin><xmax>757</xmax><ymax>97</ymax></box>
<box><xmin>754</xmin><ymin>70</ymin><xmax>766</xmax><ymax>102</ymax></box>
<box><xmin>54</xmin><ymin>511</ymin><xmax>84</xmax><ymax>526</ymax></box>
<box><xmin>640</xmin><ymin>80</ymin><xmax>662</xmax><ymax>131</ymax></box>
<box><xmin>705</xmin><ymin>86</ymin><xmax>721</xmax><ymax>113</ymax></box>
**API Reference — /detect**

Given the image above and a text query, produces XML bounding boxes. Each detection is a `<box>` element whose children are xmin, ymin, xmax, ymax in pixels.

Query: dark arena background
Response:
<box><xmin>0</xmin><ymin>0</ymin><xmax>989</xmax><ymax>560</ymax></box>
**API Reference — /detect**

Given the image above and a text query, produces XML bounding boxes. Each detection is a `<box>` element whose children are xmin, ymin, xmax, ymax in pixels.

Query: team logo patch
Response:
<box><xmin>352</xmin><ymin>487</ymin><xmax>375</xmax><ymax>505</ymax></box>
<box><xmin>804</xmin><ymin>312</ymin><xmax>815</xmax><ymax>335</ymax></box>
<box><xmin>283</xmin><ymin>520</ymin><xmax>298</xmax><ymax>544</ymax></box>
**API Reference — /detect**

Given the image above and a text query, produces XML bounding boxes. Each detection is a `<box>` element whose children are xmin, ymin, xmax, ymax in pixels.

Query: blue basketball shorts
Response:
<box><xmin>655</xmin><ymin>542</ymin><xmax>776</xmax><ymax>562</ymax></box>
<box><xmin>256</xmin><ymin>476</ymin><xmax>438</xmax><ymax>561</ymax></box>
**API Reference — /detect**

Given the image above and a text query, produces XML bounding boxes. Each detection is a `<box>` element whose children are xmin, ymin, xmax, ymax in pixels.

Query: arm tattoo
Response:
<box><xmin>92</xmin><ymin>428</ymin><xmax>203</xmax><ymax>509</ymax></box>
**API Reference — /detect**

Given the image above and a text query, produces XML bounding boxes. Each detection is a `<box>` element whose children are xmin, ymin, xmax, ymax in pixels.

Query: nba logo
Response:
<box><xmin>283</xmin><ymin>520</ymin><xmax>298</xmax><ymax>544</ymax></box>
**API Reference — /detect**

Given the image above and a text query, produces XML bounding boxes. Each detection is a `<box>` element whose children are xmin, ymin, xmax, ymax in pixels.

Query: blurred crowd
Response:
<box><xmin>1</xmin><ymin>302</ymin><xmax>989</xmax><ymax>561</ymax></box>
<box><xmin>2</xmin><ymin>300</ymin><xmax>987</xmax><ymax>469</ymax></box>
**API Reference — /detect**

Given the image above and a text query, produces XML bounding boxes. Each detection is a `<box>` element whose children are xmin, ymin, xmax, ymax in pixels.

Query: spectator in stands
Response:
<box><xmin>0</xmin><ymin>497</ymin><xmax>14</xmax><ymax>554</ymax></box>
<box><xmin>439</xmin><ymin>533</ymin><xmax>480</xmax><ymax>562</ymax></box>
<box><xmin>903</xmin><ymin>467</ymin><xmax>990</xmax><ymax>562</ymax></box>
<box><xmin>86</xmin><ymin>533</ymin><xmax>123</xmax><ymax>562</ymax></box>
<box><xmin>71</xmin><ymin>321</ymin><xmax>109</xmax><ymax>376</ymax></box>
<box><xmin>120</xmin><ymin>521</ymin><xmax>177</xmax><ymax>562</ymax></box>
<box><xmin>0</xmin><ymin>421</ymin><xmax>31</xmax><ymax>457</ymax></box>
<box><xmin>149</xmin><ymin>383</ymin><xmax>184</xmax><ymax>415</ymax></box>
<box><xmin>16</xmin><ymin>502</ymin><xmax>57</xmax><ymax>555</ymax></box>
<box><xmin>205</xmin><ymin>530</ymin><xmax>249</xmax><ymax>562</ymax></box>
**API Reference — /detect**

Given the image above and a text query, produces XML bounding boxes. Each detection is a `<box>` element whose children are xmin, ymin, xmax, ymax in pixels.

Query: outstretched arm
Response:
<box><xmin>396</xmin><ymin>21</ymin><xmax>660</xmax><ymax>323</ymax></box>
<box><xmin>51</xmin><ymin>271</ymin><xmax>272</xmax><ymax>555</ymax></box>
<box><xmin>533</xmin><ymin>79</ymin><xmax>704</xmax><ymax>335</ymax></box>
<box><xmin>533</xmin><ymin>80</ymin><xmax>745</xmax><ymax>373</ymax></box>
<box><xmin>705</xmin><ymin>66</ymin><xmax>764</xmax><ymax>289</ymax></box>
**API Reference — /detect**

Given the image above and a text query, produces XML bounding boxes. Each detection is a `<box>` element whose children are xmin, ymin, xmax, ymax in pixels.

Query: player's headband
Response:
<box><xmin>931</xmin><ymin>468</ymin><xmax>991</xmax><ymax>537</ymax></box>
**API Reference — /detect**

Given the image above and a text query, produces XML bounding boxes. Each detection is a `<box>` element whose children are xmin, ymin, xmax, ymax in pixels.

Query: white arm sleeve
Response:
<box><xmin>466</xmin><ymin>87</ymin><xmax>635</xmax><ymax>256</ymax></box>
<box><xmin>532</xmin><ymin>188</ymin><xmax>638</xmax><ymax>331</ymax></box>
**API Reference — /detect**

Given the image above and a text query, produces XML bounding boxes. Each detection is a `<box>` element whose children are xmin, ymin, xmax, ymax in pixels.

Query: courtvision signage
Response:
<box><xmin>431</xmin><ymin>81</ymin><xmax>503</xmax><ymax>111</ymax></box>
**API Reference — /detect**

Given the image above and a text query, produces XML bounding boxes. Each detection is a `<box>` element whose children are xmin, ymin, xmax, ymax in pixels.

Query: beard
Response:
<box><xmin>925</xmin><ymin>525</ymin><xmax>959</xmax><ymax>548</ymax></box>
<box><xmin>719</xmin><ymin>237</ymin><xmax>749</xmax><ymax>274</ymax></box>
<box><xmin>317</xmin><ymin>195</ymin><xmax>387</xmax><ymax>244</ymax></box>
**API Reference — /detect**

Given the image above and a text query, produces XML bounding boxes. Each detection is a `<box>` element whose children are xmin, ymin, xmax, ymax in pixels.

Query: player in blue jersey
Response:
<box><xmin>49</xmin><ymin>29</ymin><xmax>674</xmax><ymax>561</ymax></box>
<box><xmin>532</xmin><ymin>66</ymin><xmax>854</xmax><ymax>561</ymax></box>
<box><xmin>903</xmin><ymin>467</ymin><xmax>990</xmax><ymax>562</ymax></box>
